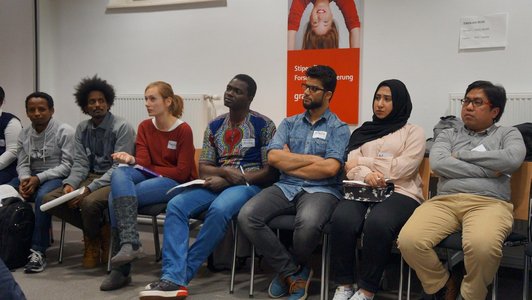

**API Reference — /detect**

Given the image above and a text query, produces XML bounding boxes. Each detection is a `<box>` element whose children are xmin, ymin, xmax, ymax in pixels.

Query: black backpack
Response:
<box><xmin>0</xmin><ymin>197</ymin><xmax>35</xmax><ymax>270</ymax></box>
<box><xmin>425</xmin><ymin>115</ymin><xmax>464</xmax><ymax>155</ymax></box>
<box><xmin>514</xmin><ymin>123</ymin><xmax>532</xmax><ymax>161</ymax></box>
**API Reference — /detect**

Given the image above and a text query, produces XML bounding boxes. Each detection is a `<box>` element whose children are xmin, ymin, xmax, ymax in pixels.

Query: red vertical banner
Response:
<box><xmin>287</xmin><ymin>0</ymin><xmax>361</xmax><ymax>124</ymax></box>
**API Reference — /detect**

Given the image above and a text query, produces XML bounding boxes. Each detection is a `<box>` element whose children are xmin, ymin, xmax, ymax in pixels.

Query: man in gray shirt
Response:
<box><xmin>43</xmin><ymin>76</ymin><xmax>135</xmax><ymax>269</ymax></box>
<box><xmin>398</xmin><ymin>81</ymin><xmax>526</xmax><ymax>300</ymax></box>
<box><xmin>12</xmin><ymin>92</ymin><xmax>74</xmax><ymax>274</ymax></box>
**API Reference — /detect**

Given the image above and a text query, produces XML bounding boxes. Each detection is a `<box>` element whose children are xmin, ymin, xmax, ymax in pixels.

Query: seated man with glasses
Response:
<box><xmin>398</xmin><ymin>80</ymin><xmax>526</xmax><ymax>300</ymax></box>
<box><xmin>238</xmin><ymin>65</ymin><xmax>350</xmax><ymax>300</ymax></box>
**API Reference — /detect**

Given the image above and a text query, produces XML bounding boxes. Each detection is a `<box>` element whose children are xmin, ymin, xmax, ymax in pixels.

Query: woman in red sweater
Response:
<box><xmin>100</xmin><ymin>81</ymin><xmax>197</xmax><ymax>291</ymax></box>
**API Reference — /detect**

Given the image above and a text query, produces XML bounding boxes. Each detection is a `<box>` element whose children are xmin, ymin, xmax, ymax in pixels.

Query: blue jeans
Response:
<box><xmin>238</xmin><ymin>185</ymin><xmax>338</xmax><ymax>279</ymax></box>
<box><xmin>9</xmin><ymin>177</ymin><xmax>63</xmax><ymax>253</ymax></box>
<box><xmin>0</xmin><ymin>258</ymin><xmax>26</xmax><ymax>300</ymax></box>
<box><xmin>108</xmin><ymin>166</ymin><xmax>180</xmax><ymax>228</ymax></box>
<box><xmin>0</xmin><ymin>164</ymin><xmax>17</xmax><ymax>184</ymax></box>
<box><xmin>161</xmin><ymin>185</ymin><xmax>261</xmax><ymax>286</ymax></box>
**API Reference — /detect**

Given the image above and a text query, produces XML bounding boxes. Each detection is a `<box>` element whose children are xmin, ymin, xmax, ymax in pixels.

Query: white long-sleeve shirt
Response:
<box><xmin>0</xmin><ymin>109</ymin><xmax>22</xmax><ymax>170</ymax></box>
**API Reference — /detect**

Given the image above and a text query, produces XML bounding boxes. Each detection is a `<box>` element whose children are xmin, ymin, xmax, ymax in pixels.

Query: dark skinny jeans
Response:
<box><xmin>330</xmin><ymin>192</ymin><xmax>419</xmax><ymax>293</ymax></box>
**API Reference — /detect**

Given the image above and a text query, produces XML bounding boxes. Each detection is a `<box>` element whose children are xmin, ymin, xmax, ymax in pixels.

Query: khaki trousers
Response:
<box><xmin>42</xmin><ymin>173</ymin><xmax>110</xmax><ymax>238</ymax></box>
<box><xmin>397</xmin><ymin>193</ymin><xmax>513</xmax><ymax>300</ymax></box>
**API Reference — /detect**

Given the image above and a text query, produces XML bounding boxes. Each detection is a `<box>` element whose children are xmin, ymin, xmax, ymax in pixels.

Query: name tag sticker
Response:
<box><xmin>167</xmin><ymin>140</ymin><xmax>177</xmax><ymax>149</ymax></box>
<box><xmin>312</xmin><ymin>131</ymin><xmax>327</xmax><ymax>140</ymax></box>
<box><xmin>241</xmin><ymin>138</ymin><xmax>255</xmax><ymax>148</ymax></box>
<box><xmin>378</xmin><ymin>152</ymin><xmax>392</xmax><ymax>157</ymax></box>
<box><xmin>0</xmin><ymin>139</ymin><xmax>5</xmax><ymax>147</ymax></box>
<box><xmin>471</xmin><ymin>144</ymin><xmax>487</xmax><ymax>152</ymax></box>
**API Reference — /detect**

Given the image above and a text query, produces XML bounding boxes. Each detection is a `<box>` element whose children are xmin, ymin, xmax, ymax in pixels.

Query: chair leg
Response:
<box><xmin>325</xmin><ymin>234</ymin><xmax>331</xmax><ymax>300</ymax></box>
<box><xmin>491</xmin><ymin>270</ymin><xmax>498</xmax><ymax>300</ymax></box>
<box><xmin>152</xmin><ymin>216</ymin><xmax>161</xmax><ymax>262</ymax></box>
<box><xmin>407</xmin><ymin>264</ymin><xmax>411</xmax><ymax>300</ymax></box>
<box><xmin>398</xmin><ymin>256</ymin><xmax>404</xmax><ymax>300</ymax></box>
<box><xmin>524</xmin><ymin>254</ymin><xmax>529</xmax><ymax>300</ymax></box>
<box><xmin>107</xmin><ymin>235</ymin><xmax>112</xmax><ymax>273</ymax></box>
<box><xmin>320</xmin><ymin>233</ymin><xmax>329</xmax><ymax>300</ymax></box>
<box><xmin>58</xmin><ymin>219</ymin><xmax>66</xmax><ymax>263</ymax></box>
<box><xmin>230</xmin><ymin>220</ymin><xmax>238</xmax><ymax>294</ymax></box>
<box><xmin>249</xmin><ymin>245</ymin><xmax>255</xmax><ymax>298</ymax></box>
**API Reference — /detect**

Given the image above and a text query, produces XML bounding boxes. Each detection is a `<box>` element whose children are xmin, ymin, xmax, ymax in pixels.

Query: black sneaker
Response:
<box><xmin>139</xmin><ymin>279</ymin><xmax>188</xmax><ymax>299</ymax></box>
<box><xmin>24</xmin><ymin>249</ymin><xmax>46</xmax><ymax>273</ymax></box>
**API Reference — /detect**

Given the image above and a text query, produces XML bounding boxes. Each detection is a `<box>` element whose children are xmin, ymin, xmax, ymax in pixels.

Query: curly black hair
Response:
<box><xmin>74</xmin><ymin>75</ymin><xmax>115</xmax><ymax>114</ymax></box>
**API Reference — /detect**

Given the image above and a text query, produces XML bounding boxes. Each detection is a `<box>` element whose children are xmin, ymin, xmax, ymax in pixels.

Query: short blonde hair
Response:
<box><xmin>145</xmin><ymin>81</ymin><xmax>184</xmax><ymax>118</ymax></box>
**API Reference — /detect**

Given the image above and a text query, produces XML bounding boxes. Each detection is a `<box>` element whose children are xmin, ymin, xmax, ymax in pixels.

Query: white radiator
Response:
<box><xmin>449</xmin><ymin>93</ymin><xmax>532</xmax><ymax>127</ymax></box>
<box><xmin>111</xmin><ymin>94</ymin><xmax>218</xmax><ymax>148</ymax></box>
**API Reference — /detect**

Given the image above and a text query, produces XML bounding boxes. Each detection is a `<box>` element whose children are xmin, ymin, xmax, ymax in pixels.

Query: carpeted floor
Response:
<box><xmin>11</xmin><ymin>219</ymin><xmax>530</xmax><ymax>300</ymax></box>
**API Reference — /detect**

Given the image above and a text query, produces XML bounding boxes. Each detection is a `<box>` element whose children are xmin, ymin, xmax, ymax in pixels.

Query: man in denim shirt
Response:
<box><xmin>239</xmin><ymin>65</ymin><xmax>350</xmax><ymax>300</ymax></box>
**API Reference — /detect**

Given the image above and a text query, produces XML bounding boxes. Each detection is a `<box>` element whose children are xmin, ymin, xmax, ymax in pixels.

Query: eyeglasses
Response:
<box><xmin>301</xmin><ymin>83</ymin><xmax>325</xmax><ymax>93</ymax></box>
<box><xmin>460</xmin><ymin>97</ymin><xmax>490</xmax><ymax>108</ymax></box>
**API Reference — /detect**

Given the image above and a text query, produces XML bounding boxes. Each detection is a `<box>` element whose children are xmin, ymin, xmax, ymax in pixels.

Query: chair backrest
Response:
<box><xmin>194</xmin><ymin>148</ymin><xmax>202</xmax><ymax>176</ymax></box>
<box><xmin>510</xmin><ymin>161</ymin><xmax>532</xmax><ymax>221</ymax></box>
<box><xmin>418</xmin><ymin>156</ymin><xmax>431</xmax><ymax>200</ymax></box>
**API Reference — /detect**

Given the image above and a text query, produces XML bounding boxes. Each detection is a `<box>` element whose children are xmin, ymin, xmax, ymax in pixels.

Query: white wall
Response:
<box><xmin>37</xmin><ymin>0</ymin><xmax>287</xmax><ymax>129</ymax></box>
<box><xmin>0</xmin><ymin>0</ymin><xmax>34</xmax><ymax>126</ymax></box>
<box><xmin>361</xmin><ymin>0</ymin><xmax>532</xmax><ymax>135</ymax></box>
<box><xmin>5</xmin><ymin>0</ymin><xmax>532</xmax><ymax>135</ymax></box>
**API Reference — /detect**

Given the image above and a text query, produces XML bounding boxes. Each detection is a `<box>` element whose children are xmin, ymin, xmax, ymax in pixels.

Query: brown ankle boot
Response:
<box><xmin>100</xmin><ymin>224</ymin><xmax>111</xmax><ymax>264</ymax></box>
<box><xmin>83</xmin><ymin>235</ymin><xmax>101</xmax><ymax>268</ymax></box>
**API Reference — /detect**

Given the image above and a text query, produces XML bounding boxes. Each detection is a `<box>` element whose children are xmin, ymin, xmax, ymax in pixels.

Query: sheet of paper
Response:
<box><xmin>40</xmin><ymin>187</ymin><xmax>85</xmax><ymax>212</ymax></box>
<box><xmin>459</xmin><ymin>13</ymin><xmax>508</xmax><ymax>49</ymax></box>
<box><xmin>166</xmin><ymin>179</ymin><xmax>206</xmax><ymax>195</ymax></box>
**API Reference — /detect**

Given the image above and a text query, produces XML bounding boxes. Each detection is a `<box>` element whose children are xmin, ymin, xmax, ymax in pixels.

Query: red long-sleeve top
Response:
<box><xmin>135</xmin><ymin>119</ymin><xmax>197</xmax><ymax>183</ymax></box>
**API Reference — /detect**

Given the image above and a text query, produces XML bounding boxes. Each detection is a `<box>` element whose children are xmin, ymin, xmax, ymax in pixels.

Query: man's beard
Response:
<box><xmin>303</xmin><ymin>97</ymin><xmax>323</xmax><ymax>110</ymax></box>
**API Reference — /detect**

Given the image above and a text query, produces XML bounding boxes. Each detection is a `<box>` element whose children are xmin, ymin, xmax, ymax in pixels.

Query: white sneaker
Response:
<box><xmin>349</xmin><ymin>290</ymin><xmax>374</xmax><ymax>300</ymax></box>
<box><xmin>332</xmin><ymin>286</ymin><xmax>354</xmax><ymax>300</ymax></box>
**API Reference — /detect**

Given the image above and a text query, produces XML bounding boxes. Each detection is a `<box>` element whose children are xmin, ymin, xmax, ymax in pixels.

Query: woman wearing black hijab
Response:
<box><xmin>330</xmin><ymin>79</ymin><xmax>426</xmax><ymax>300</ymax></box>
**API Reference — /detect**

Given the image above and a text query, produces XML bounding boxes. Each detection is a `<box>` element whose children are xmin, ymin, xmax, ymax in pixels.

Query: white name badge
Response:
<box><xmin>0</xmin><ymin>139</ymin><xmax>5</xmax><ymax>147</ymax></box>
<box><xmin>167</xmin><ymin>140</ymin><xmax>177</xmax><ymax>149</ymax></box>
<box><xmin>312</xmin><ymin>131</ymin><xmax>327</xmax><ymax>140</ymax></box>
<box><xmin>378</xmin><ymin>152</ymin><xmax>392</xmax><ymax>157</ymax></box>
<box><xmin>471</xmin><ymin>144</ymin><xmax>487</xmax><ymax>152</ymax></box>
<box><xmin>241</xmin><ymin>138</ymin><xmax>255</xmax><ymax>148</ymax></box>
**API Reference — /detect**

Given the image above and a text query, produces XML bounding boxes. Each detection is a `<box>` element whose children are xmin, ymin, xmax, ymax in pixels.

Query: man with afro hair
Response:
<box><xmin>43</xmin><ymin>75</ymin><xmax>136</xmax><ymax>269</ymax></box>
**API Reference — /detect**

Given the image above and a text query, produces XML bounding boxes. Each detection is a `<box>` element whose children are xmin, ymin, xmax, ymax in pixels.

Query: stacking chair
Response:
<box><xmin>58</xmin><ymin>209</ymin><xmax>111</xmax><ymax>266</ymax></box>
<box><xmin>517</xmin><ymin>162</ymin><xmax>532</xmax><ymax>300</ymax></box>
<box><xmin>61</xmin><ymin>149</ymin><xmax>204</xmax><ymax>270</ymax></box>
<box><xmin>524</xmin><ymin>244</ymin><xmax>532</xmax><ymax>300</ymax></box>
<box><xmin>403</xmin><ymin>161</ymin><xmax>532</xmax><ymax>300</ymax></box>
<box><xmin>237</xmin><ymin>214</ymin><xmax>330</xmax><ymax>300</ymax></box>
<box><xmin>397</xmin><ymin>156</ymin><xmax>431</xmax><ymax>300</ymax></box>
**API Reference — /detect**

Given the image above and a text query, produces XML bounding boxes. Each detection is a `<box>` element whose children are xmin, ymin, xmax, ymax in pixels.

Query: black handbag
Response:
<box><xmin>343</xmin><ymin>180</ymin><xmax>394</xmax><ymax>202</ymax></box>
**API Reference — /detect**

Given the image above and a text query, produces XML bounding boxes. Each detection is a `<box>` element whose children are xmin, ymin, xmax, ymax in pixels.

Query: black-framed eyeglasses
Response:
<box><xmin>301</xmin><ymin>83</ymin><xmax>325</xmax><ymax>93</ymax></box>
<box><xmin>460</xmin><ymin>97</ymin><xmax>490</xmax><ymax>108</ymax></box>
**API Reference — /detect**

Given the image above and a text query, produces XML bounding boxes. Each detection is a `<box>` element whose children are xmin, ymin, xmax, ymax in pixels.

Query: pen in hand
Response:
<box><xmin>239</xmin><ymin>165</ymin><xmax>250</xmax><ymax>186</ymax></box>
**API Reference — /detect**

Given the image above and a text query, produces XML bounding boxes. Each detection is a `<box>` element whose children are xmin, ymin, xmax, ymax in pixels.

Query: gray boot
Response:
<box><xmin>111</xmin><ymin>243</ymin><xmax>145</xmax><ymax>266</ymax></box>
<box><xmin>110</xmin><ymin>196</ymin><xmax>144</xmax><ymax>266</ymax></box>
<box><xmin>100</xmin><ymin>266</ymin><xmax>132</xmax><ymax>291</ymax></box>
<box><xmin>112</xmin><ymin>196</ymin><xmax>140</xmax><ymax>246</ymax></box>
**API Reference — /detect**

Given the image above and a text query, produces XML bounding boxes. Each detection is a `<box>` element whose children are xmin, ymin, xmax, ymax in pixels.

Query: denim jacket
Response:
<box><xmin>268</xmin><ymin>109</ymin><xmax>350</xmax><ymax>200</ymax></box>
